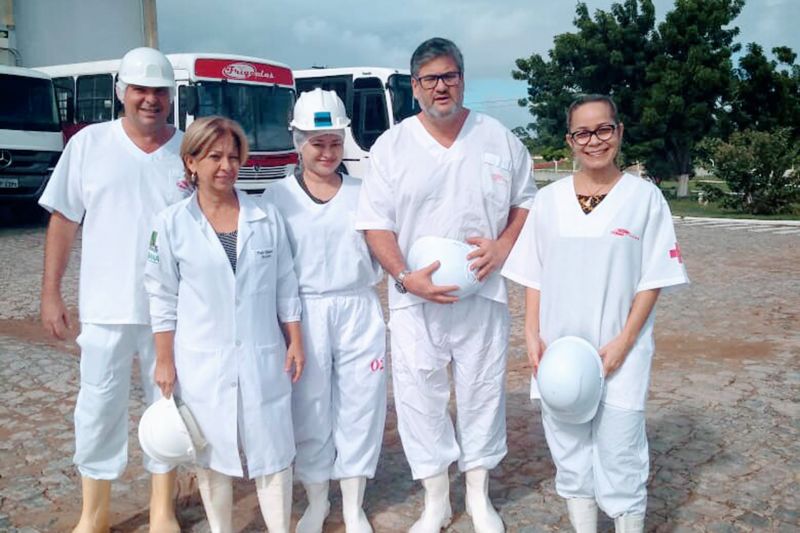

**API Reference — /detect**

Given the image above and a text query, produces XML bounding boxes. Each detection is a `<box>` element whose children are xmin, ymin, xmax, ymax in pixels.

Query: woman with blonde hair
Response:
<box><xmin>144</xmin><ymin>116</ymin><xmax>304</xmax><ymax>532</ymax></box>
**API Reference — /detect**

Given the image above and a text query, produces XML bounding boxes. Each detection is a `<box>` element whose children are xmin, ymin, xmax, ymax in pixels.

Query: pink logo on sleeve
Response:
<box><xmin>669</xmin><ymin>242</ymin><xmax>683</xmax><ymax>263</ymax></box>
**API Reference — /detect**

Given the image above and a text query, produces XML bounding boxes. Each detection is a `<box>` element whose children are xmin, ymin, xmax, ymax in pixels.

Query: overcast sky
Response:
<box><xmin>157</xmin><ymin>0</ymin><xmax>799</xmax><ymax>130</ymax></box>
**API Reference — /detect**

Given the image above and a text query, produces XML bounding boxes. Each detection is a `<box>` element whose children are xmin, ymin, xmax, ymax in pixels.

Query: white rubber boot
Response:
<box><xmin>256</xmin><ymin>467</ymin><xmax>292</xmax><ymax>533</ymax></box>
<box><xmin>408</xmin><ymin>471</ymin><xmax>452</xmax><ymax>533</ymax></box>
<box><xmin>464</xmin><ymin>468</ymin><xmax>504</xmax><ymax>533</ymax></box>
<box><xmin>72</xmin><ymin>477</ymin><xmax>111</xmax><ymax>533</ymax></box>
<box><xmin>149</xmin><ymin>470</ymin><xmax>181</xmax><ymax>533</ymax></box>
<box><xmin>196</xmin><ymin>468</ymin><xmax>233</xmax><ymax>533</ymax></box>
<box><xmin>340</xmin><ymin>476</ymin><xmax>372</xmax><ymax>533</ymax></box>
<box><xmin>566</xmin><ymin>498</ymin><xmax>598</xmax><ymax>533</ymax></box>
<box><xmin>296</xmin><ymin>481</ymin><xmax>330</xmax><ymax>533</ymax></box>
<box><xmin>614</xmin><ymin>513</ymin><xmax>645</xmax><ymax>533</ymax></box>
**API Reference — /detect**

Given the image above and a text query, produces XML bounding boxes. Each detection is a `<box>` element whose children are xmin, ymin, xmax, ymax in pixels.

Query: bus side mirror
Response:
<box><xmin>183</xmin><ymin>86</ymin><xmax>198</xmax><ymax>115</ymax></box>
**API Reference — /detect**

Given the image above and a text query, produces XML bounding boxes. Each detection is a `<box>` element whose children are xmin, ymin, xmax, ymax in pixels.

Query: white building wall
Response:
<box><xmin>14</xmin><ymin>0</ymin><xmax>146</xmax><ymax>67</ymax></box>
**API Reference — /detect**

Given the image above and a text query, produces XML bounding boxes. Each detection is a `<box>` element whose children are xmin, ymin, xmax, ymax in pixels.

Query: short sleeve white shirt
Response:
<box><xmin>39</xmin><ymin>120</ymin><xmax>187</xmax><ymax>324</ymax></box>
<box><xmin>355</xmin><ymin>111</ymin><xmax>536</xmax><ymax>309</ymax></box>
<box><xmin>264</xmin><ymin>174</ymin><xmax>382</xmax><ymax>295</ymax></box>
<box><xmin>502</xmin><ymin>173</ymin><xmax>689</xmax><ymax>410</ymax></box>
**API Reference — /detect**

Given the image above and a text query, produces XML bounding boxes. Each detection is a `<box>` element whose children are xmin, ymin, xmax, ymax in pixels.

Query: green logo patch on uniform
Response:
<box><xmin>148</xmin><ymin>231</ymin><xmax>159</xmax><ymax>264</ymax></box>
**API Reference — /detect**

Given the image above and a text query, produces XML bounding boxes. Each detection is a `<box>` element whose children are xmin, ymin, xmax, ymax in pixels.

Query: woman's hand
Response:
<box><xmin>155</xmin><ymin>357</ymin><xmax>177</xmax><ymax>399</ymax></box>
<box><xmin>526</xmin><ymin>331</ymin><xmax>546</xmax><ymax>377</ymax></box>
<box><xmin>598</xmin><ymin>334</ymin><xmax>633</xmax><ymax>377</ymax></box>
<box><xmin>284</xmin><ymin>343</ymin><xmax>305</xmax><ymax>383</ymax></box>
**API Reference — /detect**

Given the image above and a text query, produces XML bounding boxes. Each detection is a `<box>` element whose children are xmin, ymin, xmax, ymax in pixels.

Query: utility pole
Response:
<box><xmin>142</xmin><ymin>0</ymin><xmax>158</xmax><ymax>48</ymax></box>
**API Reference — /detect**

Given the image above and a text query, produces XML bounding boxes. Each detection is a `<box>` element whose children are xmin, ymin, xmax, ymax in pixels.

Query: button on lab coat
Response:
<box><xmin>144</xmin><ymin>189</ymin><xmax>301</xmax><ymax>478</ymax></box>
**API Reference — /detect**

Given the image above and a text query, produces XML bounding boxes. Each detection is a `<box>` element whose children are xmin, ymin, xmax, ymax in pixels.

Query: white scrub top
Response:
<box><xmin>502</xmin><ymin>173</ymin><xmax>689</xmax><ymax>411</ymax></box>
<box><xmin>355</xmin><ymin>111</ymin><xmax>536</xmax><ymax>309</ymax></box>
<box><xmin>264</xmin><ymin>174</ymin><xmax>382</xmax><ymax>295</ymax></box>
<box><xmin>144</xmin><ymin>190</ymin><xmax>301</xmax><ymax>477</ymax></box>
<box><xmin>39</xmin><ymin>120</ymin><xmax>186</xmax><ymax>324</ymax></box>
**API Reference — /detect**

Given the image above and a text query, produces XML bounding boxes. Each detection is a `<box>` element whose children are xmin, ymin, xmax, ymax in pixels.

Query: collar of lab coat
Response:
<box><xmin>185</xmin><ymin>188</ymin><xmax>268</xmax><ymax>262</ymax></box>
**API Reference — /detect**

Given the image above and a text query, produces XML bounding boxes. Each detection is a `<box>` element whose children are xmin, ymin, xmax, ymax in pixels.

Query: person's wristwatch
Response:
<box><xmin>394</xmin><ymin>270</ymin><xmax>411</xmax><ymax>294</ymax></box>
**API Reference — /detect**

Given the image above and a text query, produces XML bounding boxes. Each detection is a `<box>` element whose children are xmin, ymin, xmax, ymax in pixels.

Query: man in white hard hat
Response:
<box><xmin>355</xmin><ymin>37</ymin><xmax>536</xmax><ymax>533</ymax></box>
<box><xmin>39</xmin><ymin>47</ymin><xmax>186</xmax><ymax>533</ymax></box>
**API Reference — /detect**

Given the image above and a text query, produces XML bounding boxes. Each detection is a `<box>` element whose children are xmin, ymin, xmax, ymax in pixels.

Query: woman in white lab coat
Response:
<box><xmin>144</xmin><ymin>116</ymin><xmax>304</xmax><ymax>533</ymax></box>
<box><xmin>502</xmin><ymin>95</ymin><xmax>689</xmax><ymax>533</ymax></box>
<box><xmin>263</xmin><ymin>89</ymin><xmax>386</xmax><ymax>533</ymax></box>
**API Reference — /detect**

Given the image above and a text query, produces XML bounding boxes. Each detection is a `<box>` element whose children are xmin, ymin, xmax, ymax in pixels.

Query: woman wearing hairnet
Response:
<box><xmin>263</xmin><ymin>88</ymin><xmax>386</xmax><ymax>533</ymax></box>
<box><xmin>502</xmin><ymin>95</ymin><xmax>689</xmax><ymax>533</ymax></box>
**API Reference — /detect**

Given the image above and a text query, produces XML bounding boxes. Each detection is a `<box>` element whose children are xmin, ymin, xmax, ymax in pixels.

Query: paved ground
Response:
<box><xmin>0</xmin><ymin>215</ymin><xmax>798</xmax><ymax>532</ymax></box>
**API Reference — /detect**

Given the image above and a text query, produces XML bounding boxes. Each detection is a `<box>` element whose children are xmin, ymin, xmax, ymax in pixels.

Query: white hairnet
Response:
<box><xmin>292</xmin><ymin>128</ymin><xmax>345</xmax><ymax>151</ymax></box>
<box><xmin>115</xmin><ymin>80</ymin><xmax>175</xmax><ymax>104</ymax></box>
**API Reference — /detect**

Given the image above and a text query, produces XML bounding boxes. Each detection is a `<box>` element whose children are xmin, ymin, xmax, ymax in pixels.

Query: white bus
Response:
<box><xmin>37</xmin><ymin>53</ymin><xmax>297</xmax><ymax>192</ymax></box>
<box><xmin>294</xmin><ymin>67</ymin><xmax>418</xmax><ymax>178</ymax></box>
<box><xmin>0</xmin><ymin>65</ymin><xmax>63</xmax><ymax>203</ymax></box>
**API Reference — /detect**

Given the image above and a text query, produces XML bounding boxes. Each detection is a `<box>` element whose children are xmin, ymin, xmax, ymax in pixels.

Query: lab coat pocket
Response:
<box><xmin>174</xmin><ymin>345</ymin><xmax>222</xmax><ymax>405</ymax></box>
<box><xmin>481</xmin><ymin>152</ymin><xmax>512</xmax><ymax>209</ymax></box>
<box><xmin>255</xmin><ymin>343</ymin><xmax>292</xmax><ymax>403</ymax></box>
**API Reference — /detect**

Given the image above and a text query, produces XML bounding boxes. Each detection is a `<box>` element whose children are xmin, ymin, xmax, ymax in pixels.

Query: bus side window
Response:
<box><xmin>52</xmin><ymin>77</ymin><xmax>75</xmax><ymax>124</ymax></box>
<box><xmin>352</xmin><ymin>87</ymin><xmax>388</xmax><ymax>151</ymax></box>
<box><xmin>76</xmin><ymin>74</ymin><xmax>114</xmax><ymax>123</ymax></box>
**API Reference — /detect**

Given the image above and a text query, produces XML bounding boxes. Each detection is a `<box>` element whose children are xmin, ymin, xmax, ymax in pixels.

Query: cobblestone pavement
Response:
<box><xmin>0</xmin><ymin>219</ymin><xmax>798</xmax><ymax>532</ymax></box>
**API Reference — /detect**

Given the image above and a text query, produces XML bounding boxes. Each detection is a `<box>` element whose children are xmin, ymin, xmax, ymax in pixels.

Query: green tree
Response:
<box><xmin>513</xmin><ymin>0</ymin><xmax>745</xmax><ymax>196</ymax></box>
<box><xmin>702</xmin><ymin>129</ymin><xmax>800</xmax><ymax>215</ymax></box>
<box><xmin>728</xmin><ymin>43</ymin><xmax>800</xmax><ymax>140</ymax></box>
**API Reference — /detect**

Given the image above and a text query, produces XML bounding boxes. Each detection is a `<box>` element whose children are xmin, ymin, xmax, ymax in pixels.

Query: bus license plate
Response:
<box><xmin>0</xmin><ymin>178</ymin><xmax>19</xmax><ymax>189</ymax></box>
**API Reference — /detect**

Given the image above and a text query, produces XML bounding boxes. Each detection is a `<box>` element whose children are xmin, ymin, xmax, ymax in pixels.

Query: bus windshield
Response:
<box><xmin>0</xmin><ymin>74</ymin><xmax>61</xmax><ymax>132</ymax></box>
<box><xmin>195</xmin><ymin>81</ymin><xmax>294</xmax><ymax>152</ymax></box>
<box><xmin>388</xmin><ymin>74</ymin><xmax>417</xmax><ymax>123</ymax></box>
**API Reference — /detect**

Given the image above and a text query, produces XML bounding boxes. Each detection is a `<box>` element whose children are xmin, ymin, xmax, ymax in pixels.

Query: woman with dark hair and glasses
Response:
<box><xmin>502</xmin><ymin>95</ymin><xmax>688</xmax><ymax>533</ymax></box>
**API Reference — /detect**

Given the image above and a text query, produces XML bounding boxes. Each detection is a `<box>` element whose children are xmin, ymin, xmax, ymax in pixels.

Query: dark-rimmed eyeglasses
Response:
<box><xmin>414</xmin><ymin>71</ymin><xmax>462</xmax><ymax>90</ymax></box>
<box><xmin>569</xmin><ymin>124</ymin><xmax>617</xmax><ymax>145</ymax></box>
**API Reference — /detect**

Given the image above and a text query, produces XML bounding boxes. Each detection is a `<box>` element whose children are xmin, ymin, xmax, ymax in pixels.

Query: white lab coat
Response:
<box><xmin>144</xmin><ymin>189</ymin><xmax>301</xmax><ymax>478</ymax></box>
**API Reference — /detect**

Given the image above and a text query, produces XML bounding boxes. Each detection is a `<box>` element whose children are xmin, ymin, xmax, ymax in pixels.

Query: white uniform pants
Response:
<box><xmin>390</xmin><ymin>298</ymin><xmax>509</xmax><ymax>480</ymax></box>
<box><xmin>542</xmin><ymin>402</ymin><xmax>648</xmax><ymax>517</ymax></box>
<box><xmin>292</xmin><ymin>289</ymin><xmax>387</xmax><ymax>483</ymax></box>
<box><xmin>74</xmin><ymin>323</ymin><xmax>171</xmax><ymax>479</ymax></box>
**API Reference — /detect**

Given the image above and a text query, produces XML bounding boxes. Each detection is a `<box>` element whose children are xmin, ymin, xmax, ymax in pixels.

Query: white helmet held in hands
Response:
<box><xmin>116</xmin><ymin>47</ymin><xmax>175</xmax><ymax>102</ymax></box>
<box><xmin>291</xmin><ymin>88</ymin><xmax>350</xmax><ymax>131</ymax></box>
<box><xmin>407</xmin><ymin>236</ymin><xmax>484</xmax><ymax>298</ymax></box>
<box><xmin>138</xmin><ymin>396</ymin><xmax>206</xmax><ymax>465</ymax></box>
<box><xmin>537</xmin><ymin>336</ymin><xmax>604</xmax><ymax>424</ymax></box>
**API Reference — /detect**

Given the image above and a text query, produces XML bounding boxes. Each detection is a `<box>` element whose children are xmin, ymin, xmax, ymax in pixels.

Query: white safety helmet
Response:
<box><xmin>537</xmin><ymin>336</ymin><xmax>604</xmax><ymax>424</ymax></box>
<box><xmin>115</xmin><ymin>47</ymin><xmax>175</xmax><ymax>102</ymax></box>
<box><xmin>138</xmin><ymin>396</ymin><xmax>206</xmax><ymax>465</ymax></box>
<box><xmin>407</xmin><ymin>236</ymin><xmax>484</xmax><ymax>298</ymax></box>
<box><xmin>290</xmin><ymin>88</ymin><xmax>350</xmax><ymax>131</ymax></box>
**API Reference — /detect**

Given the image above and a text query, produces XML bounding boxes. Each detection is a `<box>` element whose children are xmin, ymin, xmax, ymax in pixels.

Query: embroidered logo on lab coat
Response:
<box><xmin>148</xmin><ymin>231</ymin><xmax>159</xmax><ymax>264</ymax></box>
<box><xmin>254</xmin><ymin>248</ymin><xmax>273</xmax><ymax>260</ymax></box>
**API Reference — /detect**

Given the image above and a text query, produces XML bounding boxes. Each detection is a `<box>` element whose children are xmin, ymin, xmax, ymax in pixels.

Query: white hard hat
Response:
<box><xmin>537</xmin><ymin>336</ymin><xmax>604</xmax><ymax>424</ymax></box>
<box><xmin>290</xmin><ymin>88</ymin><xmax>350</xmax><ymax>131</ymax></box>
<box><xmin>118</xmin><ymin>47</ymin><xmax>174</xmax><ymax>87</ymax></box>
<box><xmin>138</xmin><ymin>396</ymin><xmax>206</xmax><ymax>465</ymax></box>
<box><xmin>407</xmin><ymin>236</ymin><xmax>484</xmax><ymax>298</ymax></box>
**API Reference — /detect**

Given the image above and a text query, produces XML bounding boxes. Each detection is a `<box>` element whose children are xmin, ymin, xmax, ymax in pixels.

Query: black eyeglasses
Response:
<box><xmin>414</xmin><ymin>71</ymin><xmax>462</xmax><ymax>90</ymax></box>
<box><xmin>569</xmin><ymin>124</ymin><xmax>617</xmax><ymax>145</ymax></box>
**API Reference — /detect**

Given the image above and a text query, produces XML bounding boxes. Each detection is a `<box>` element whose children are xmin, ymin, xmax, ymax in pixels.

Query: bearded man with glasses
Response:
<box><xmin>356</xmin><ymin>37</ymin><xmax>536</xmax><ymax>533</ymax></box>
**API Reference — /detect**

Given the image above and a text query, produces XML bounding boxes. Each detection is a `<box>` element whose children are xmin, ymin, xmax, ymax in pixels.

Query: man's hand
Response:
<box><xmin>403</xmin><ymin>261</ymin><xmax>460</xmax><ymax>304</ymax></box>
<box><xmin>466</xmin><ymin>237</ymin><xmax>511</xmax><ymax>281</ymax></box>
<box><xmin>40</xmin><ymin>291</ymin><xmax>71</xmax><ymax>340</ymax></box>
